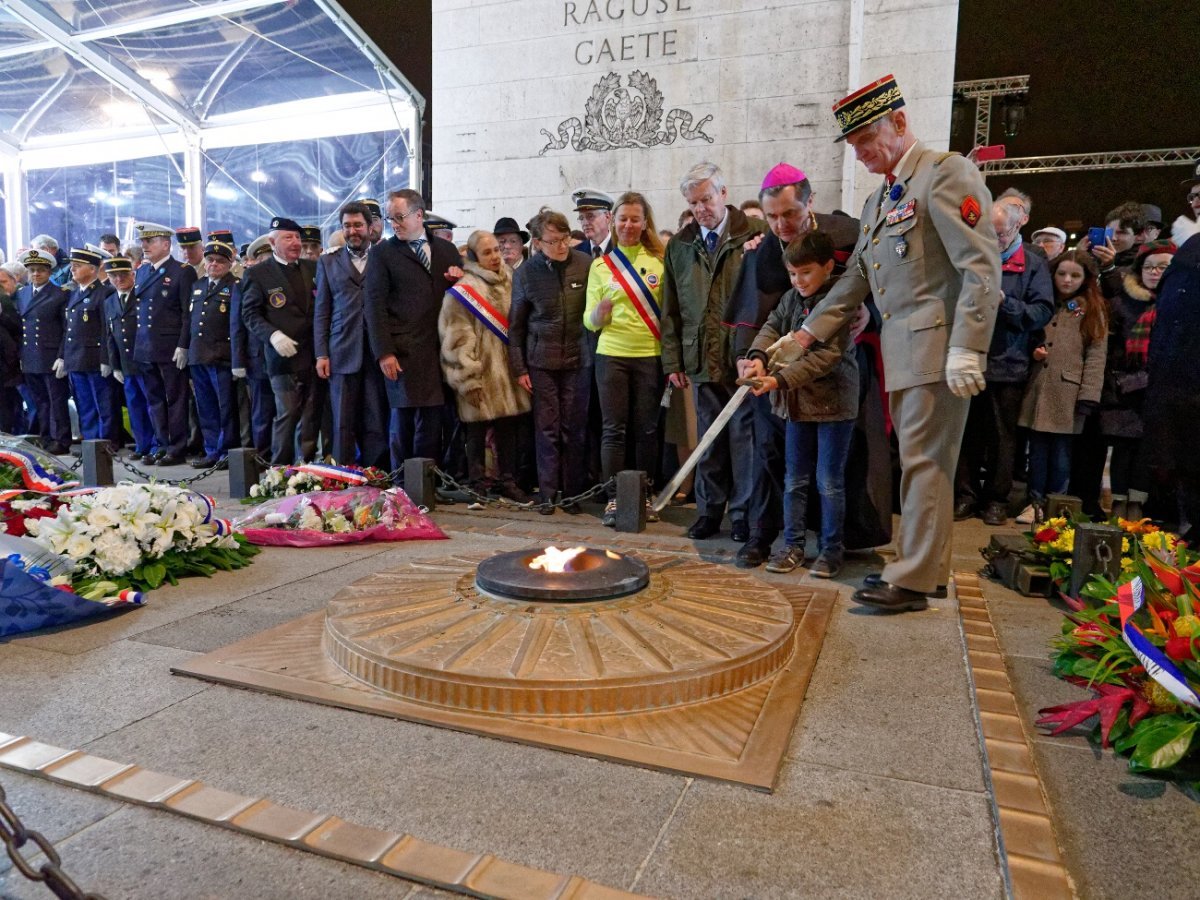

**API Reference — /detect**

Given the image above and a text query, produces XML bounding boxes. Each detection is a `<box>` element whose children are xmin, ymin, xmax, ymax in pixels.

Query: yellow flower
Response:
<box><xmin>1122</xmin><ymin>537</ymin><xmax>1130</xmax><ymax>554</ymax></box>
<box><xmin>1049</xmin><ymin>528</ymin><xmax>1075</xmax><ymax>554</ymax></box>
<box><xmin>1144</xmin><ymin>681</ymin><xmax>1180</xmax><ymax>714</ymax></box>
<box><xmin>1142</xmin><ymin>531</ymin><xmax>1179</xmax><ymax>553</ymax></box>
<box><xmin>1047</xmin><ymin>516</ymin><xmax>1068</xmax><ymax>529</ymax></box>
<box><xmin>1121</xmin><ymin>556</ymin><xmax>1135</xmax><ymax>573</ymax></box>
<box><xmin>1175</xmin><ymin>615</ymin><xmax>1200</xmax><ymax>638</ymax></box>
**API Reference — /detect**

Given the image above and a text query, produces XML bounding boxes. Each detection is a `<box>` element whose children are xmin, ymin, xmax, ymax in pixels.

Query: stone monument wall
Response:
<box><xmin>431</xmin><ymin>0</ymin><xmax>960</xmax><ymax>235</ymax></box>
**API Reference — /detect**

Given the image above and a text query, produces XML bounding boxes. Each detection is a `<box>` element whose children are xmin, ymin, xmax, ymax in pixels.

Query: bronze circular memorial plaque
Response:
<box><xmin>324</xmin><ymin>552</ymin><xmax>797</xmax><ymax>718</ymax></box>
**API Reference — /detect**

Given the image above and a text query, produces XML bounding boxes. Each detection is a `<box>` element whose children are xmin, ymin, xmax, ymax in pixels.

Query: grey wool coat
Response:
<box><xmin>1018</xmin><ymin>301</ymin><xmax>1106</xmax><ymax>434</ymax></box>
<box><xmin>439</xmin><ymin>261</ymin><xmax>532</xmax><ymax>423</ymax></box>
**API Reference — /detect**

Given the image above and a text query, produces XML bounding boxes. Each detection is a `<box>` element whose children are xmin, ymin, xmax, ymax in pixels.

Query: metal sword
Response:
<box><xmin>651</xmin><ymin>382</ymin><xmax>754</xmax><ymax>513</ymax></box>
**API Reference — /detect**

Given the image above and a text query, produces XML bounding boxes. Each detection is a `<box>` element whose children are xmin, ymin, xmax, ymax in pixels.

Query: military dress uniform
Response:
<box><xmin>133</xmin><ymin>222</ymin><xmax>197</xmax><ymax>461</ymax></box>
<box><xmin>232</xmin><ymin>235</ymin><xmax>276</xmax><ymax>455</ymax></box>
<box><xmin>62</xmin><ymin>249</ymin><xmax>117</xmax><ymax>442</ymax></box>
<box><xmin>180</xmin><ymin>246</ymin><xmax>238</xmax><ymax>463</ymax></box>
<box><xmin>103</xmin><ymin>257</ymin><xmax>155</xmax><ymax>457</ymax></box>
<box><xmin>16</xmin><ymin>250</ymin><xmax>72</xmax><ymax>451</ymax></box>
<box><xmin>801</xmin><ymin>75</ymin><xmax>1001</xmax><ymax>604</ymax></box>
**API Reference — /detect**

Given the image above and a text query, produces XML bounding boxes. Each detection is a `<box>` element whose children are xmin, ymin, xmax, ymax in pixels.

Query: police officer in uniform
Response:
<box><xmin>790</xmin><ymin>75</ymin><xmax>1001</xmax><ymax>612</ymax></box>
<box><xmin>181</xmin><ymin>240</ymin><xmax>239</xmax><ymax>468</ymax></box>
<box><xmin>300</xmin><ymin>226</ymin><xmax>323</xmax><ymax>262</ymax></box>
<box><xmin>176</xmin><ymin>227</ymin><xmax>205</xmax><ymax>278</ymax></box>
<box><xmin>133</xmin><ymin>221</ymin><xmax>197</xmax><ymax>465</ymax></box>
<box><xmin>232</xmin><ymin>235</ymin><xmax>276</xmax><ymax>455</ymax></box>
<box><xmin>62</xmin><ymin>247</ymin><xmax>117</xmax><ymax>443</ymax></box>
<box><xmin>16</xmin><ymin>249</ymin><xmax>71</xmax><ymax>453</ymax></box>
<box><xmin>103</xmin><ymin>256</ymin><xmax>155</xmax><ymax>460</ymax></box>
<box><xmin>241</xmin><ymin>216</ymin><xmax>323</xmax><ymax>464</ymax></box>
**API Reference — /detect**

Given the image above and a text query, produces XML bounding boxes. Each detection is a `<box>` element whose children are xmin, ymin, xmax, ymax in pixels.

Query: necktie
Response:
<box><xmin>410</xmin><ymin>239</ymin><xmax>430</xmax><ymax>271</ymax></box>
<box><xmin>704</xmin><ymin>231</ymin><xmax>718</xmax><ymax>254</ymax></box>
<box><xmin>592</xmin><ymin>245</ymin><xmax>602</xmax><ymax>259</ymax></box>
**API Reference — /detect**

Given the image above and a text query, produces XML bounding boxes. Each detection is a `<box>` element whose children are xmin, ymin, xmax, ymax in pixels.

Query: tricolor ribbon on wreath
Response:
<box><xmin>1117</xmin><ymin>577</ymin><xmax>1200</xmax><ymax>709</ymax></box>
<box><xmin>600</xmin><ymin>247</ymin><xmax>661</xmax><ymax>340</ymax></box>
<box><xmin>0</xmin><ymin>448</ymin><xmax>81</xmax><ymax>492</ymax></box>
<box><xmin>291</xmin><ymin>462</ymin><xmax>372</xmax><ymax>486</ymax></box>
<box><xmin>447</xmin><ymin>283</ymin><xmax>509</xmax><ymax>345</ymax></box>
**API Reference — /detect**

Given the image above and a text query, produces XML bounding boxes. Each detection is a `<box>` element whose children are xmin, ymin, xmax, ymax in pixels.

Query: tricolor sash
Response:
<box><xmin>600</xmin><ymin>247</ymin><xmax>661</xmax><ymax>340</ymax></box>
<box><xmin>447</xmin><ymin>283</ymin><xmax>509</xmax><ymax>345</ymax></box>
<box><xmin>1117</xmin><ymin>578</ymin><xmax>1200</xmax><ymax>709</ymax></box>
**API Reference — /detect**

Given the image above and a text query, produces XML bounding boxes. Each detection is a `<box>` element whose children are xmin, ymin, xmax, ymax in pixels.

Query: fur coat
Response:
<box><xmin>438</xmin><ymin>261</ymin><xmax>532</xmax><ymax>423</ymax></box>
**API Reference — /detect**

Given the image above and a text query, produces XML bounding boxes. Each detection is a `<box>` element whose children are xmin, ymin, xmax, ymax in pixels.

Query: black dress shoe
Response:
<box><xmin>863</xmin><ymin>573</ymin><xmax>947</xmax><ymax>599</ymax></box>
<box><xmin>560</xmin><ymin>501</ymin><xmax>582</xmax><ymax>514</ymax></box>
<box><xmin>687</xmin><ymin>515</ymin><xmax>721</xmax><ymax>540</ymax></box>
<box><xmin>188</xmin><ymin>456</ymin><xmax>218</xmax><ymax>469</ymax></box>
<box><xmin>852</xmin><ymin>583</ymin><xmax>929</xmax><ymax>612</ymax></box>
<box><xmin>953</xmin><ymin>499</ymin><xmax>976</xmax><ymax>521</ymax></box>
<box><xmin>982</xmin><ymin>501</ymin><xmax>1008</xmax><ymax>526</ymax></box>
<box><xmin>735</xmin><ymin>537</ymin><xmax>772</xmax><ymax>569</ymax></box>
<box><xmin>155</xmin><ymin>454</ymin><xmax>185</xmax><ymax>466</ymax></box>
<box><xmin>730</xmin><ymin>519</ymin><xmax>750</xmax><ymax>543</ymax></box>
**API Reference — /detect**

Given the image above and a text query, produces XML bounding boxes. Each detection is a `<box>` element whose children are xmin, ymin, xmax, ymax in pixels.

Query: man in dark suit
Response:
<box><xmin>16</xmin><ymin>250</ymin><xmax>71</xmax><ymax>452</ymax></box>
<box><xmin>364</xmin><ymin>189</ymin><xmax>460</xmax><ymax>469</ymax></box>
<box><xmin>241</xmin><ymin>217</ymin><xmax>324</xmax><ymax>464</ymax></box>
<box><xmin>133</xmin><ymin>221</ymin><xmax>197</xmax><ymax>465</ymax></box>
<box><xmin>103</xmin><ymin>256</ymin><xmax>155</xmax><ymax>460</ymax></box>
<box><xmin>231</xmin><ymin>236</ymin><xmax>275</xmax><ymax>455</ymax></box>
<box><xmin>315</xmin><ymin>201</ymin><xmax>389</xmax><ymax>468</ymax></box>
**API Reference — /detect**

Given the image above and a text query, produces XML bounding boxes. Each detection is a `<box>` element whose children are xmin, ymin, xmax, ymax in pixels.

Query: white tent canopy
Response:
<box><xmin>0</xmin><ymin>0</ymin><xmax>421</xmax><ymax>256</ymax></box>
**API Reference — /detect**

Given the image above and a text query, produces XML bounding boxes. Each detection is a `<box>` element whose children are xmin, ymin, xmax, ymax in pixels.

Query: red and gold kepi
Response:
<box><xmin>832</xmin><ymin>73</ymin><xmax>905</xmax><ymax>142</ymax></box>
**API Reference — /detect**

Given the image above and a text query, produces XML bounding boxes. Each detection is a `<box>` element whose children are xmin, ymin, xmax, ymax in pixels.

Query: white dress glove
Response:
<box><xmin>945</xmin><ymin>347</ymin><xmax>986</xmax><ymax>398</ymax></box>
<box><xmin>765</xmin><ymin>331</ymin><xmax>804</xmax><ymax>370</ymax></box>
<box><xmin>113</xmin><ymin>369</ymin><xmax>125</xmax><ymax>385</ymax></box>
<box><xmin>52</xmin><ymin>358</ymin><xmax>66</xmax><ymax>379</ymax></box>
<box><xmin>173</xmin><ymin>347</ymin><xmax>188</xmax><ymax>370</ymax></box>
<box><xmin>269</xmin><ymin>330</ymin><xmax>299</xmax><ymax>358</ymax></box>
<box><xmin>100</xmin><ymin>364</ymin><xmax>112</xmax><ymax>378</ymax></box>
<box><xmin>232</xmin><ymin>367</ymin><xmax>247</xmax><ymax>380</ymax></box>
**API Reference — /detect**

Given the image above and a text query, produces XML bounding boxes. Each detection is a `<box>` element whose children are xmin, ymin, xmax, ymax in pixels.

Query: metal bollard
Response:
<box><xmin>404</xmin><ymin>457</ymin><xmax>436</xmax><ymax>510</ymax></box>
<box><xmin>1045</xmin><ymin>493</ymin><xmax>1082</xmax><ymax>521</ymax></box>
<box><xmin>227</xmin><ymin>448</ymin><xmax>263</xmax><ymax>500</ymax></box>
<box><xmin>1069</xmin><ymin>521</ymin><xmax>1124</xmax><ymax>601</ymax></box>
<box><xmin>81</xmin><ymin>439</ymin><xmax>114</xmax><ymax>487</ymax></box>
<box><xmin>614</xmin><ymin>470</ymin><xmax>647</xmax><ymax>534</ymax></box>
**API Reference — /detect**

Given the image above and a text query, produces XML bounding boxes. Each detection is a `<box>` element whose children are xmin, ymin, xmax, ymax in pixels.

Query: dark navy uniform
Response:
<box><xmin>241</xmin><ymin>249</ymin><xmax>322</xmax><ymax>463</ymax></box>
<box><xmin>63</xmin><ymin>277</ymin><xmax>116</xmax><ymax>441</ymax></box>
<box><xmin>181</xmin><ymin>271</ymin><xmax>238</xmax><ymax>460</ymax></box>
<box><xmin>16</xmin><ymin>268</ymin><xmax>71</xmax><ymax>450</ymax></box>
<box><xmin>231</xmin><ymin>262</ymin><xmax>275</xmax><ymax>455</ymax></box>
<box><xmin>104</xmin><ymin>275</ymin><xmax>155</xmax><ymax>456</ymax></box>
<box><xmin>133</xmin><ymin>255</ymin><xmax>196</xmax><ymax>457</ymax></box>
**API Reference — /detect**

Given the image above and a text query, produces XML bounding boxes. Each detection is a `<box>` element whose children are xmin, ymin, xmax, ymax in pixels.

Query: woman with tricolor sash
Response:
<box><xmin>584</xmin><ymin>192</ymin><xmax>666</xmax><ymax>527</ymax></box>
<box><xmin>438</xmin><ymin>230</ymin><xmax>532</xmax><ymax>502</ymax></box>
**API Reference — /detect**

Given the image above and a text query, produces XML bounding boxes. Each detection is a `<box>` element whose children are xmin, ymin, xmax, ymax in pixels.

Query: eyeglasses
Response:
<box><xmin>539</xmin><ymin>234</ymin><xmax>571</xmax><ymax>247</ymax></box>
<box><xmin>387</xmin><ymin>210</ymin><xmax>420</xmax><ymax>225</ymax></box>
<box><xmin>1189</xmin><ymin>191</ymin><xmax>1200</xmax><ymax>202</ymax></box>
<box><xmin>1142</xmin><ymin>263</ymin><xmax>1170</xmax><ymax>274</ymax></box>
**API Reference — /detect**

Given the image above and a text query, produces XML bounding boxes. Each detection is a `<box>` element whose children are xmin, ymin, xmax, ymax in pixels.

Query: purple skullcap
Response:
<box><xmin>761</xmin><ymin>163</ymin><xmax>808</xmax><ymax>191</ymax></box>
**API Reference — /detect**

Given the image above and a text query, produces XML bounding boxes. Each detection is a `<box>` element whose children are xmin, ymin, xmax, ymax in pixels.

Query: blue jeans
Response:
<box><xmin>783</xmin><ymin>418</ymin><xmax>855</xmax><ymax>554</ymax></box>
<box><xmin>1027</xmin><ymin>430</ymin><xmax>1072</xmax><ymax>501</ymax></box>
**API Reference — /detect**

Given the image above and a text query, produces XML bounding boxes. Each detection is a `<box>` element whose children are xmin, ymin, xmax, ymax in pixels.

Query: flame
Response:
<box><xmin>529</xmin><ymin>546</ymin><xmax>587</xmax><ymax>574</ymax></box>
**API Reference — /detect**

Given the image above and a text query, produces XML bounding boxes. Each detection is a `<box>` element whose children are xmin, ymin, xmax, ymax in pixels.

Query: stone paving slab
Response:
<box><xmin>0</xmin><ymin>640</ymin><xmax>208</xmax><ymax>748</ymax></box>
<box><xmin>632</xmin><ymin>760</ymin><xmax>1004</xmax><ymax>899</ymax></box>
<box><xmin>787</xmin><ymin>592</ymin><xmax>988</xmax><ymax>793</ymax></box>
<box><xmin>79</xmin><ymin>687</ymin><xmax>686</xmax><ymax>891</ymax></box>
<box><xmin>0</xmin><ymin>770</ymin><xmax>122</xmax><ymax>876</ymax></box>
<box><xmin>0</xmin><ymin>785</ymin><xmax>416</xmax><ymax>900</ymax></box>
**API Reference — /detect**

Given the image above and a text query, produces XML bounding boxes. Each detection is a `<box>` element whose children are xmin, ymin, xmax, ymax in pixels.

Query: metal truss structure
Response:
<box><xmin>980</xmin><ymin>147</ymin><xmax>1200</xmax><ymax>176</ymax></box>
<box><xmin>953</xmin><ymin>75</ymin><xmax>1030</xmax><ymax>149</ymax></box>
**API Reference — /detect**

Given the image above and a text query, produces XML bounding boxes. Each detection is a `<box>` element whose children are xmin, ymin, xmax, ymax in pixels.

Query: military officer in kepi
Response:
<box><xmin>132</xmin><ymin>221</ymin><xmax>198</xmax><ymax>465</ymax></box>
<box><xmin>103</xmin><ymin>256</ymin><xmax>155</xmax><ymax>460</ymax></box>
<box><xmin>180</xmin><ymin>240</ymin><xmax>240</xmax><ymax>469</ymax></box>
<box><xmin>791</xmin><ymin>74</ymin><xmax>1001</xmax><ymax>612</ymax></box>
<box><xmin>16</xmin><ymin>249</ymin><xmax>72</xmax><ymax>453</ymax></box>
<box><xmin>62</xmin><ymin>247</ymin><xmax>117</xmax><ymax>444</ymax></box>
<box><xmin>241</xmin><ymin>216</ymin><xmax>324</xmax><ymax>464</ymax></box>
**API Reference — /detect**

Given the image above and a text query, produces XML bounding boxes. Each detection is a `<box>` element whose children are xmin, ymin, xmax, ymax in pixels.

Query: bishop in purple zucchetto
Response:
<box><xmin>761</xmin><ymin>163</ymin><xmax>808</xmax><ymax>191</ymax></box>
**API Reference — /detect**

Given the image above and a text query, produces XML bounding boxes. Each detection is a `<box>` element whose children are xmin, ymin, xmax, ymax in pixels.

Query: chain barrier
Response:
<box><xmin>111</xmin><ymin>453</ymin><xmax>226</xmax><ymax>488</ymax></box>
<box><xmin>0</xmin><ymin>781</ymin><xmax>107</xmax><ymax>900</ymax></box>
<box><xmin>430</xmin><ymin>465</ymin><xmax>613</xmax><ymax>512</ymax></box>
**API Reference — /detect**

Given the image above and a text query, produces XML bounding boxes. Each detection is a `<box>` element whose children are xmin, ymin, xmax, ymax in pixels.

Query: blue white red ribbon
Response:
<box><xmin>0</xmin><ymin>449</ymin><xmax>81</xmax><ymax>492</ymax></box>
<box><xmin>447</xmin><ymin>283</ymin><xmax>509</xmax><ymax>345</ymax></box>
<box><xmin>600</xmin><ymin>247</ymin><xmax>661</xmax><ymax>340</ymax></box>
<box><xmin>1117</xmin><ymin>577</ymin><xmax>1200</xmax><ymax>709</ymax></box>
<box><xmin>291</xmin><ymin>463</ymin><xmax>370</xmax><ymax>485</ymax></box>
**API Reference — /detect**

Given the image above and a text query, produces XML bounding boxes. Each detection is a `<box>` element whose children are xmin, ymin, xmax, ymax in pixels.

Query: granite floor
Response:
<box><xmin>0</xmin><ymin>461</ymin><xmax>1194</xmax><ymax>898</ymax></box>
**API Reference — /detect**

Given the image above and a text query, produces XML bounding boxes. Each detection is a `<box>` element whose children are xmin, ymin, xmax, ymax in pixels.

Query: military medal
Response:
<box><xmin>895</xmin><ymin>237</ymin><xmax>908</xmax><ymax>258</ymax></box>
<box><xmin>889</xmin><ymin>182</ymin><xmax>904</xmax><ymax>202</ymax></box>
<box><xmin>219</xmin><ymin>303</ymin><xmax>227</xmax><ymax>313</ymax></box>
<box><xmin>82</xmin><ymin>311</ymin><xmax>88</xmax><ymax>322</ymax></box>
